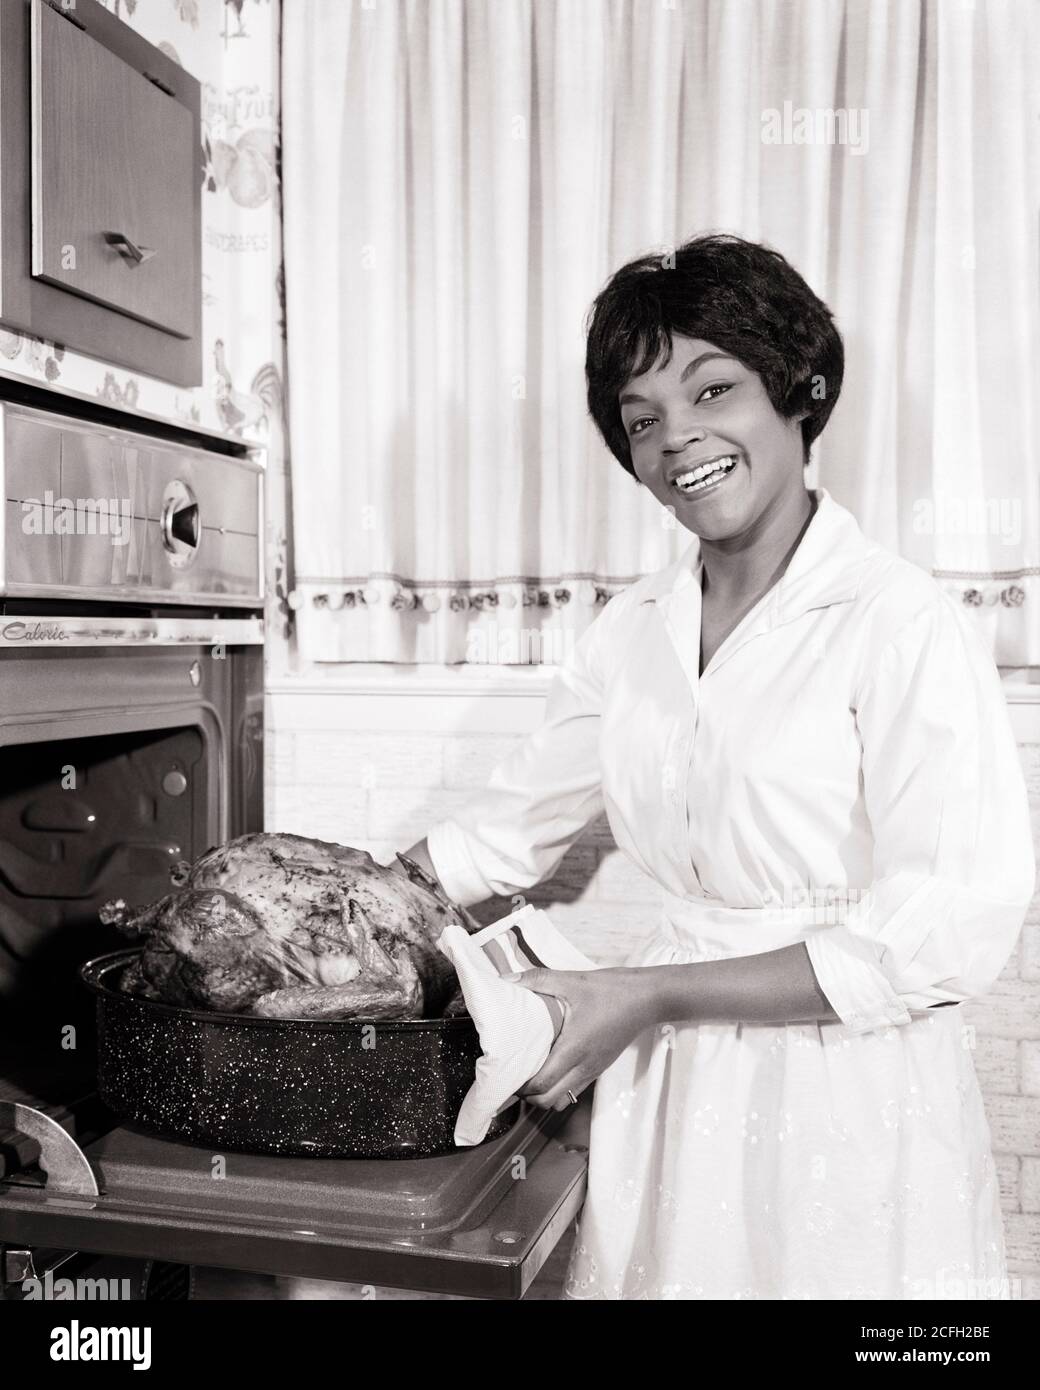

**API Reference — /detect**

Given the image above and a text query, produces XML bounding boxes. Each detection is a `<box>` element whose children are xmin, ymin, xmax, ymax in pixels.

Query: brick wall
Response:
<box><xmin>971</xmin><ymin>736</ymin><xmax>1040</xmax><ymax>1300</ymax></box>
<box><xmin>266</xmin><ymin>674</ymin><xmax>1040</xmax><ymax>1299</ymax></box>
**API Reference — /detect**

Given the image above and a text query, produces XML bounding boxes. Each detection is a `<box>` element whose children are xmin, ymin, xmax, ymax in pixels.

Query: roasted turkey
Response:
<box><xmin>99</xmin><ymin>833</ymin><xmax>477</xmax><ymax>1021</ymax></box>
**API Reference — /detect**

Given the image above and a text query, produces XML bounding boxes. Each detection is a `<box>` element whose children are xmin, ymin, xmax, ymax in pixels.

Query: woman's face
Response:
<box><xmin>619</xmin><ymin>335</ymin><xmax>807</xmax><ymax>539</ymax></box>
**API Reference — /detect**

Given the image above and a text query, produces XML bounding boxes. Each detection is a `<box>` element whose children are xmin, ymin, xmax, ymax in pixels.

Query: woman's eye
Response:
<box><xmin>628</xmin><ymin>416</ymin><xmax>655</xmax><ymax>436</ymax></box>
<box><xmin>697</xmin><ymin>383</ymin><xmax>733</xmax><ymax>403</ymax></box>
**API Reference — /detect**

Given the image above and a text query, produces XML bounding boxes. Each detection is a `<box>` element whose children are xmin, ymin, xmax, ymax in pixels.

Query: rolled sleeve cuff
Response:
<box><xmin>804</xmin><ymin>925</ymin><xmax>913</xmax><ymax>1036</ymax></box>
<box><xmin>426</xmin><ymin>819</ymin><xmax>493</xmax><ymax>908</ymax></box>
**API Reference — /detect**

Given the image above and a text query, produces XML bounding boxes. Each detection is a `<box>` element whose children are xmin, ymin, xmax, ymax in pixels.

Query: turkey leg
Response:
<box><xmin>252</xmin><ymin>971</ymin><xmax>421</xmax><ymax>1021</ymax></box>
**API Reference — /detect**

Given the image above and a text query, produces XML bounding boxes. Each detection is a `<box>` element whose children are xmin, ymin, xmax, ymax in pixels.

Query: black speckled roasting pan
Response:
<box><xmin>80</xmin><ymin>949</ymin><xmax>517</xmax><ymax>1160</ymax></box>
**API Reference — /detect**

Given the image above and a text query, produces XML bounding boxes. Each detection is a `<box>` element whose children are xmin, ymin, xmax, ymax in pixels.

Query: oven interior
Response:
<box><xmin>0</xmin><ymin>724</ymin><xmax>210</xmax><ymax>1115</ymax></box>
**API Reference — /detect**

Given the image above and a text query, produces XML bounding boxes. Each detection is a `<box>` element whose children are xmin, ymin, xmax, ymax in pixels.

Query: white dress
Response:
<box><xmin>426</xmin><ymin>488</ymin><xmax>1036</xmax><ymax>1301</ymax></box>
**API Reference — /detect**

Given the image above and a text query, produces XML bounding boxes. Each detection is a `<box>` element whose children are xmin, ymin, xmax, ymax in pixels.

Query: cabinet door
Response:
<box><xmin>30</xmin><ymin>0</ymin><xmax>195</xmax><ymax>338</ymax></box>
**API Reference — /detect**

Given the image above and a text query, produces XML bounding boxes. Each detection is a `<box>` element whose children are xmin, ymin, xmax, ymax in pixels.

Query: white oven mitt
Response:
<box><xmin>437</xmin><ymin>904</ymin><xmax>600</xmax><ymax>1146</ymax></box>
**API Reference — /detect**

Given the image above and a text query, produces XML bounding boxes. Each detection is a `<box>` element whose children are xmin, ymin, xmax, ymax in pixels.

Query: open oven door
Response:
<box><xmin>0</xmin><ymin>1094</ymin><xmax>589</xmax><ymax>1300</ymax></box>
<box><xmin>0</xmin><ymin>624</ymin><xmax>588</xmax><ymax>1301</ymax></box>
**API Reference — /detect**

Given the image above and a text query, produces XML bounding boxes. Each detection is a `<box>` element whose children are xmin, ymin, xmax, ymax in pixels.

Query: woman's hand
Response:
<box><xmin>508</xmin><ymin>967</ymin><xmax>664</xmax><ymax>1111</ymax></box>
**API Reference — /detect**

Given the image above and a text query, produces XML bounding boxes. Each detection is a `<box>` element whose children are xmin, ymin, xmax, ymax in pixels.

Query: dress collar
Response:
<box><xmin>638</xmin><ymin>487</ymin><xmax>876</xmax><ymax>622</ymax></box>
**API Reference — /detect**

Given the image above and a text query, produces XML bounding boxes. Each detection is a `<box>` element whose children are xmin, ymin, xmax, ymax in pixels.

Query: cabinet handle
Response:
<box><xmin>103</xmin><ymin>231</ymin><xmax>158</xmax><ymax>267</ymax></box>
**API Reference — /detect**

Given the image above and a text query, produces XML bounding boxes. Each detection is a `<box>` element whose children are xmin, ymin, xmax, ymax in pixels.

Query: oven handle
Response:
<box><xmin>0</xmin><ymin>616</ymin><xmax>263</xmax><ymax>647</ymax></box>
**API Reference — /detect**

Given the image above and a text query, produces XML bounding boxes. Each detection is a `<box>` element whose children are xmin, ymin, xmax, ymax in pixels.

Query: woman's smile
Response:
<box><xmin>669</xmin><ymin>453</ymin><xmax>742</xmax><ymax>502</ymax></box>
<box><xmin>620</xmin><ymin>336</ymin><xmax>807</xmax><ymax>541</ymax></box>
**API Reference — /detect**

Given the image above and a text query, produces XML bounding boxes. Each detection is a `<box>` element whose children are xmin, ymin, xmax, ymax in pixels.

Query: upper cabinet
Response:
<box><xmin>0</xmin><ymin>0</ymin><xmax>202</xmax><ymax>386</ymax></box>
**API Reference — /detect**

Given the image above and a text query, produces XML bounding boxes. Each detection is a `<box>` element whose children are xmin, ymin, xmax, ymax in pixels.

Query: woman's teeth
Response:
<box><xmin>672</xmin><ymin>456</ymin><xmax>738</xmax><ymax>495</ymax></box>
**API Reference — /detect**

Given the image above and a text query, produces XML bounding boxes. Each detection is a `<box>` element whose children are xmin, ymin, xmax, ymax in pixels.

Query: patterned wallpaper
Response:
<box><xmin>0</xmin><ymin>0</ymin><xmax>291</xmax><ymax>651</ymax></box>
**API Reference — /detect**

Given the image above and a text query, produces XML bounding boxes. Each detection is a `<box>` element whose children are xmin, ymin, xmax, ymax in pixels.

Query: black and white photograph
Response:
<box><xmin>0</xmin><ymin>0</ymin><xmax>1039</xmax><ymax>1352</ymax></box>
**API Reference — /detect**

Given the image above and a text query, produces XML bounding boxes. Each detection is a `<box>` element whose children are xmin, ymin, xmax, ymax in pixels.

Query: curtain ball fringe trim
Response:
<box><xmin>287</xmin><ymin>581</ymin><xmax>622</xmax><ymax>613</ymax></box>
<box><xmin>287</xmin><ymin>581</ymin><xmax>1030</xmax><ymax>614</ymax></box>
<box><xmin>951</xmin><ymin>584</ymin><xmax>1027</xmax><ymax>609</ymax></box>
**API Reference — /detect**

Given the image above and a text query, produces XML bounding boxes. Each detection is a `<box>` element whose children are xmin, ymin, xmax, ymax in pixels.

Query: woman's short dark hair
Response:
<box><xmin>585</xmin><ymin>233</ymin><xmax>844</xmax><ymax>478</ymax></box>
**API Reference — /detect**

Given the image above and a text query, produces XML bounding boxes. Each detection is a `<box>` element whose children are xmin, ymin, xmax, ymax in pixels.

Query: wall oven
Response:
<box><xmin>0</xmin><ymin>389</ymin><xmax>586</xmax><ymax>1300</ymax></box>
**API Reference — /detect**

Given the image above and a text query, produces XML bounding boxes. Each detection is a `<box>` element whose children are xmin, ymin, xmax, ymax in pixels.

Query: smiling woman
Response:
<box><xmin>584</xmin><ymin>236</ymin><xmax>855</xmax><ymax>677</ymax></box>
<box><xmin>417</xmin><ymin>234</ymin><xmax>1037</xmax><ymax>1300</ymax></box>
<box><xmin>587</xmin><ymin>236</ymin><xmax>848</xmax><ymax>675</ymax></box>
<box><xmin>586</xmin><ymin>234</ymin><xmax>844</xmax><ymax>481</ymax></box>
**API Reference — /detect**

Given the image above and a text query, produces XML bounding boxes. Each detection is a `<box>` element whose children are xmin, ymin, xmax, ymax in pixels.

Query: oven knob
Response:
<box><xmin>162</xmin><ymin>770</ymin><xmax>188</xmax><ymax>797</ymax></box>
<box><xmin>188</xmin><ymin>660</ymin><xmax>202</xmax><ymax>687</ymax></box>
<box><xmin>169</xmin><ymin>502</ymin><xmax>199</xmax><ymax>547</ymax></box>
<box><xmin>161</xmin><ymin>479</ymin><xmax>200</xmax><ymax>570</ymax></box>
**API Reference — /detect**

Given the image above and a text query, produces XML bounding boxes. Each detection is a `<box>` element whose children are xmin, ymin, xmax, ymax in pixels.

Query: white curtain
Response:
<box><xmin>281</xmin><ymin>0</ymin><xmax>1039</xmax><ymax>665</ymax></box>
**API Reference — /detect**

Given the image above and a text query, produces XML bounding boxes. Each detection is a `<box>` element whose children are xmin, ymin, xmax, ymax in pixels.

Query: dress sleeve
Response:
<box><xmin>804</xmin><ymin>598</ymin><xmax>1036</xmax><ymax>1036</ymax></box>
<box><xmin>425</xmin><ymin>601</ymin><xmax>617</xmax><ymax>907</ymax></box>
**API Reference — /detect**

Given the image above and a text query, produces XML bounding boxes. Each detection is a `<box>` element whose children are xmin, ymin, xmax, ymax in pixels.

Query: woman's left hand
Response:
<box><xmin>508</xmin><ymin>967</ymin><xmax>664</xmax><ymax>1111</ymax></box>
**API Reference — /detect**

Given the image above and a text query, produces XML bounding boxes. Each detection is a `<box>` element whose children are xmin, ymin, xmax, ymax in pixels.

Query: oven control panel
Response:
<box><xmin>0</xmin><ymin>402</ymin><xmax>263</xmax><ymax>606</ymax></box>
